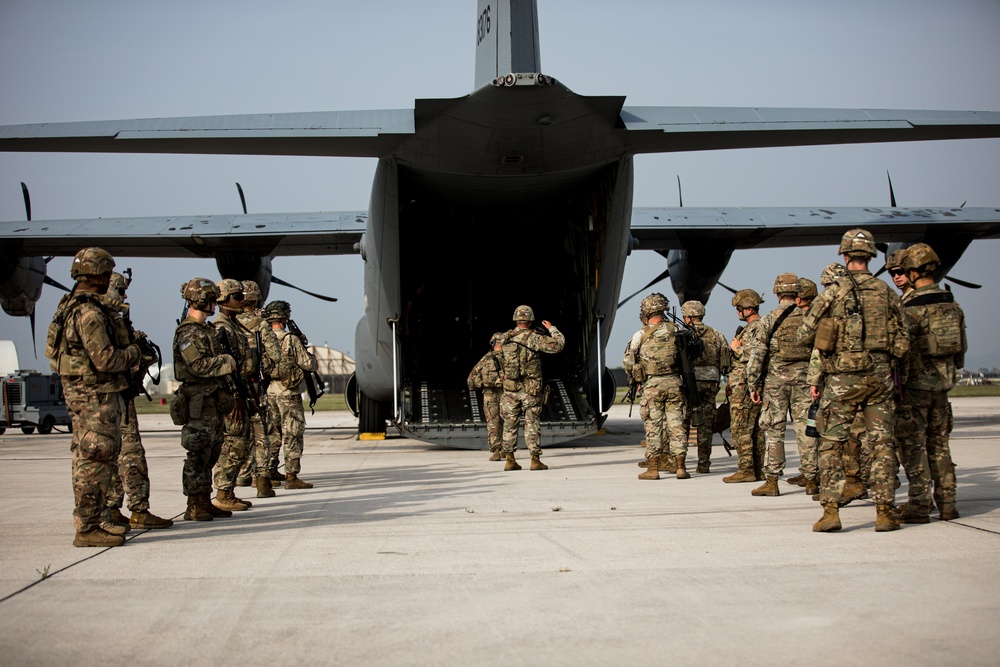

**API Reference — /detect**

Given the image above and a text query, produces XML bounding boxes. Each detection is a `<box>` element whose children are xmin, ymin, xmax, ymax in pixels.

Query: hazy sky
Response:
<box><xmin>1</xmin><ymin>0</ymin><xmax>999</xmax><ymax>376</ymax></box>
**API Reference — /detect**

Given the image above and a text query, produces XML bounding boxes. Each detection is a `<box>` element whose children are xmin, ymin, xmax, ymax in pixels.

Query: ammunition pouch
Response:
<box><xmin>631</xmin><ymin>365</ymin><xmax>648</xmax><ymax>383</ymax></box>
<box><xmin>169</xmin><ymin>390</ymin><xmax>189</xmax><ymax>426</ymax></box>
<box><xmin>503</xmin><ymin>378</ymin><xmax>520</xmax><ymax>392</ymax></box>
<box><xmin>524</xmin><ymin>377</ymin><xmax>542</xmax><ymax>397</ymax></box>
<box><xmin>814</xmin><ymin>318</ymin><xmax>838</xmax><ymax>353</ymax></box>
<box><xmin>833</xmin><ymin>350</ymin><xmax>874</xmax><ymax>374</ymax></box>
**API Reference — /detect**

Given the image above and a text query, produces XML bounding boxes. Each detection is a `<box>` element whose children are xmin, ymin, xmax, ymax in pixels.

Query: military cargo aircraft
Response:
<box><xmin>2</xmin><ymin>0</ymin><xmax>999</xmax><ymax>448</ymax></box>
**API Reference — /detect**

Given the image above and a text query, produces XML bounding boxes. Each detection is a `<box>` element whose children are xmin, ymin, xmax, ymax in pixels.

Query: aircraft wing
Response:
<box><xmin>629</xmin><ymin>206</ymin><xmax>1000</xmax><ymax>250</ymax></box>
<box><xmin>0</xmin><ymin>110</ymin><xmax>414</xmax><ymax>157</ymax></box>
<box><xmin>622</xmin><ymin>107</ymin><xmax>1000</xmax><ymax>153</ymax></box>
<box><xmin>0</xmin><ymin>211</ymin><xmax>366</xmax><ymax>257</ymax></box>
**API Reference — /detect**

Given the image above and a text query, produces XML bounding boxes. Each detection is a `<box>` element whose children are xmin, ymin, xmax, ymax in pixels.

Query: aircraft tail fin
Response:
<box><xmin>474</xmin><ymin>0</ymin><xmax>541</xmax><ymax>89</ymax></box>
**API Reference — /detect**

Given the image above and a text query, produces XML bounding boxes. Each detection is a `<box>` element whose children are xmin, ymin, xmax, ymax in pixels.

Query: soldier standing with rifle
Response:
<box><xmin>262</xmin><ymin>300</ymin><xmax>319</xmax><ymax>489</ymax></box>
<box><xmin>723</xmin><ymin>289</ymin><xmax>768</xmax><ymax>484</ymax></box>
<box><xmin>46</xmin><ymin>248</ymin><xmax>142</xmax><ymax>547</ymax></box>
<box><xmin>681</xmin><ymin>300</ymin><xmax>730</xmax><ymax>474</ymax></box>
<box><xmin>104</xmin><ymin>270</ymin><xmax>174</xmax><ymax>530</ymax></box>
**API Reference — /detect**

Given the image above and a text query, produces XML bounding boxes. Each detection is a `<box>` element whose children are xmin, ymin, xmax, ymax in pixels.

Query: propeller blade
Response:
<box><xmin>676</xmin><ymin>175</ymin><xmax>683</xmax><ymax>208</ymax></box>
<box><xmin>943</xmin><ymin>275</ymin><xmax>981</xmax><ymax>289</ymax></box>
<box><xmin>873</xmin><ymin>265</ymin><xmax>888</xmax><ymax>278</ymax></box>
<box><xmin>887</xmin><ymin>170</ymin><xmax>896</xmax><ymax>207</ymax></box>
<box><xmin>236</xmin><ymin>182</ymin><xmax>248</xmax><ymax>215</ymax></box>
<box><xmin>271</xmin><ymin>276</ymin><xmax>338</xmax><ymax>302</ymax></box>
<box><xmin>29</xmin><ymin>310</ymin><xmax>37</xmax><ymax>359</ymax></box>
<box><xmin>20</xmin><ymin>181</ymin><xmax>31</xmax><ymax>221</ymax></box>
<box><xmin>716</xmin><ymin>281</ymin><xmax>739</xmax><ymax>295</ymax></box>
<box><xmin>617</xmin><ymin>267</ymin><xmax>671</xmax><ymax>309</ymax></box>
<box><xmin>43</xmin><ymin>275</ymin><xmax>72</xmax><ymax>292</ymax></box>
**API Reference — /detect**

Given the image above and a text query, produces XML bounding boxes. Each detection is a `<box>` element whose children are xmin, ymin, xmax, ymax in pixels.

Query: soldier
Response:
<box><xmin>498</xmin><ymin>305</ymin><xmax>566</xmax><ymax>471</ymax></box>
<box><xmin>798</xmin><ymin>228</ymin><xmax>910</xmax><ymax>532</ymax></box>
<box><xmin>45</xmin><ymin>248</ymin><xmax>141</xmax><ymax>547</ymax></box>
<box><xmin>172</xmin><ymin>278</ymin><xmax>238</xmax><ymax>522</ymax></box>
<box><xmin>746</xmin><ymin>274</ymin><xmax>817</xmax><ymax>497</ymax></box>
<box><xmin>624</xmin><ymin>294</ymin><xmax>687</xmax><ymax>480</ymax></box>
<box><xmin>235</xmin><ymin>280</ymin><xmax>282</xmax><ymax>498</ymax></box>
<box><xmin>263</xmin><ymin>300</ymin><xmax>319</xmax><ymax>489</ymax></box>
<box><xmin>784</xmin><ymin>277</ymin><xmax>821</xmax><ymax>493</ymax></box>
<box><xmin>467</xmin><ymin>332</ymin><xmax>506</xmax><ymax>461</ymax></box>
<box><xmin>680</xmin><ymin>300</ymin><xmax>730</xmax><ymax>474</ymax></box>
<box><xmin>894</xmin><ymin>243</ymin><xmax>966</xmax><ymax>523</ymax></box>
<box><xmin>210</xmin><ymin>279</ymin><xmax>256</xmax><ymax>512</ymax></box>
<box><xmin>722</xmin><ymin>289</ymin><xmax>767</xmax><ymax>484</ymax></box>
<box><xmin>885</xmin><ymin>249</ymin><xmax>913</xmax><ymax>296</ymax></box>
<box><xmin>104</xmin><ymin>270</ymin><xmax>174</xmax><ymax>530</ymax></box>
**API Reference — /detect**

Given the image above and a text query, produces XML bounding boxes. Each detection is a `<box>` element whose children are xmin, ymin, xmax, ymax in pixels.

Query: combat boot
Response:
<box><xmin>130</xmin><ymin>511</ymin><xmax>174</xmax><ymax>529</ymax></box>
<box><xmin>892</xmin><ymin>503</ymin><xmax>930</xmax><ymax>524</ymax></box>
<box><xmin>255</xmin><ymin>476</ymin><xmax>276</xmax><ymax>498</ymax></box>
<box><xmin>73</xmin><ymin>527</ymin><xmax>126</xmax><ymax>547</ymax></box>
<box><xmin>675</xmin><ymin>456</ymin><xmax>691</xmax><ymax>479</ymax></box>
<box><xmin>183</xmin><ymin>495</ymin><xmax>213</xmax><ymax>522</ymax></box>
<box><xmin>235</xmin><ymin>477</ymin><xmax>252</xmax><ymax>487</ymax></box>
<box><xmin>723</xmin><ymin>468</ymin><xmax>756</xmax><ymax>483</ymax></box>
<box><xmin>233</xmin><ymin>493</ymin><xmax>252</xmax><ymax>508</ymax></box>
<box><xmin>812</xmin><ymin>505</ymin><xmax>842</xmax><ymax>532</ymax></box>
<box><xmin>488</xmin><ymin>449</ymin><xmax>502</xmax><ymax>462</ymax></box>
<box><xmin>285</xmin><ymin>473</ymin><xmax>314</xmax><ymax>489</ymax></box>
<box><xmin>100</xmin><ymin>518</ymin><xmax>130</xmax><ymax>536</ymax></box>
<box><xmin>939</xmin><ymin>503</ymin><xmax>960</xmax><ymax>521</ymax></box>
<box><xmin>214</xmin><ymin>489</ymin><xmax>249</xmax><ymax>512</ymax></box>
<box><xmin>270</xmin><ymin>471</ymin><xmax>283</xmax><ymax>487</ymax></box>
<box><xmin>504</xmin><ymin>453</ymin><xmax>522</xmax><ymax>471</ymax></box>
<box><xmin>875</xmin><ymin>504</ymin><xmax>900</xmax><ymax>532</ymax></box>
<box><xmin>804</xmin><ymin>478</ymin><xmax>819</xmax><ymax>496</ymax></box>
<box><xmin>785</xmin><ymin>474</ymin><xmax>806</xmax><ymax>487</ymax></box>
<box><xmin>202</xmin><ymin>493</ymin><xmax>233</xmax><ymax>518</ymax></box>
<box><xmin>109</xmin><ymin>507</ymin><xmax>131</xmax><ymax>527</ymax></box>
<box><xmin>530</xmin><ymin>454</ymin><xmax>548</xmax><ymax>470</ymax></box>
<box><xmin>840</xmin><ymin>476</ymin><xmax>867</xmax><ymax>506</ymax></box>
<box><xmin>696</xmin><ymin>462</ymin><xmax>711</xmax><ymax>474</ymax></box>
<box><xmin>660</xmin><ymin>456</ymin><xmax>677</xmax><ymax>473</ymax></box>
<box><xmin>751</xmin><ymin>476</ymin><xmax>780</xmax><ymax>496</ymax></box>
<box><xmin>638</xmin><ymin>454</ymin><xmax>660</xmax><ymax>480</ymax></box>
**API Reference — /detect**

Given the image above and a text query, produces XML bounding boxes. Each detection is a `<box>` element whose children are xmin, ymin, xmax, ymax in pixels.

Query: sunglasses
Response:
<box><xmin>888</xmin><ymin>269</ymin><xmax>905</xmax><ymax>277</ymax></box>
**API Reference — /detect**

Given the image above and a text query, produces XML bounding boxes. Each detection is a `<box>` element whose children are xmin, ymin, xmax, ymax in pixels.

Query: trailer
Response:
<box><xmin>0</xmin><ymin>371</ymin><xmax>72</xmax><ymax>435</ymax></box>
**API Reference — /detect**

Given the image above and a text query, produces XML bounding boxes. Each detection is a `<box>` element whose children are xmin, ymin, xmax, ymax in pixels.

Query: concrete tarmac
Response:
<box><xmin>1</xmin><ymin>397</ymin><xmax>999</xmax><ymax>666</ymax></box>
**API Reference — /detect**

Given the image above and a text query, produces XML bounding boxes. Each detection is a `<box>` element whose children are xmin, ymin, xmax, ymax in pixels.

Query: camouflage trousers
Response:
<box><xmin>266</xmin><ymin>393</ymin><xmax>306</xmax><ymax>475</ymax></box>
<box><xmin>213</xmin><ymin>400</ymin><xmax>251</xmax><ymax>491</ymax></box>
<box><xmin>759</xmin><ymin>378</ymin><xmax>817</xmax><ymax>480</ymax></box>
<box><xmin>681</xmin><ymin>382</ymin><xmax>718</xmax><ymax>466</ymax></box>
<box><xmin>483</xmin><ymin>388</ymin><xmax>503</xmax><ymax>452</ymax></box>
<box><xmin>895</xmin><ymin>388</ymin><xmax>956</xmax><ymax>512</ymax></box>
<box><xmin>64</xmin><ymin>384</ymin><xmax>123</xmax><ymax>533</ymax></box>
<box><xmin>728</xmin><ymin>379</ymin><xmax>764</xmax><ymax>476</ymax></box>
<box><xmin>845</xmin><ymin>412</ymin><xmax>872</xmax><ymax>485</ymax></box>
<box><xmin>180</xmin><ymin>390</ymin><xmax>224</xmax><ymax>496</ymax></box>
<box><xmin>107</xmin><ymin>398</ymin><xmax>151</xmax><ymax>513</ymax></box>
<box><xmin>816</xmin><ymin>365</ymin><xmax>897</xmax><ymax>507</ymax></box>
<box><xmin>500</xmin><ymin>386</ymin><xmax>543</xmax><ymax>456</ymax></box>
<box><xmin>236</xmin><ymin>410</ymin><xmax>271</xmax><ymax>482</ymax></box>
<box><xmin>639</xmin><ymin>375</ymin><xmax>687</xmax><ymax>460</ymax></box>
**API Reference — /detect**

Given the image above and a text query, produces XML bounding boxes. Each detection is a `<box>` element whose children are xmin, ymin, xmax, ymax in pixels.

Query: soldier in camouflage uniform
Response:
<box><xmin>235</xmin><ymin>280</ymin><xmax>283</xmax><ymax>498</ymax></box>
<box><xmin>798</xmin><ymin>229</ymin><xmax>910</xmax><ymax>532</ymax></box>
<box><xmin>894</xmin><ymin>244</ymin><xmax>966</xmax><ymax>523</ymax></box>
<box><xmin>210</xmin><ymin>279</ymin><xmax>256</xmax><ymax>512</ymax></box>
<box><xmin>467</xmin><ymin>332</ymin><xmax>506</xmax><ymax>461</ymax></box>
<box><xmin>885</xmin><ymin>249</ymin><xmax>913</xmax><ymax>298</ymax></box>
<box><xmin>263</xmin><ymin>300</ymin><xmax>319</xmax><ymax>489</ymax></box>
<box><xmin>104</xmin><ymin>271</ymin><xmax>174</xmax><ymax>530</ymax></box>
<box><xmin>499</xmin><ymin>305</ymin><xmax>566</xmax><ymax>471</ymax></box>
<box><xmin>46</xmin><ymin>248</ymin><xmax>142</xmax><ymax>547</ymax></box>
<box><xmin>746</xmin><ymin>274</ymin><xmax>817</xmax><ymax>497</ymax></box>
<box><xmin>723</xmin><ymin>289</ymin><xmax>767</xmax><ymax>483</ymax></box>
<box><xmin>681</xmin><ymin>300</ymin><xmax>730</xmax><ymax>474</ymax></box>
<box><xmin>172</xmin><ymin>278</ymin><xmax>238</xmax><ymax>522</ymax></box>
<box><xmin>624</xmin><ymin>293</ymin><xmax>688</xmax><ymax>480</ymax></box>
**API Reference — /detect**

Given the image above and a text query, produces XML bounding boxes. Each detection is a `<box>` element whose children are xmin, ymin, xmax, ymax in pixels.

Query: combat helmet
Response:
<box><xmin>838</xmin><ymin>228</ymin><xmax>877</xmax><ymax>258</ymax></box>
<box><xmin>180</xmin><ymin>278</ymin><xmax>220</xmax><ymax>308</ymax></box>
<box><xmin>820</xmin><ymin>263</ymin><xmax>847</xmax><ymax>286</ymax></box>
<box><xmin>901</xmin><ymin>243</ymin><xmax>941</xmax><ymax>274</ymax></box>
<box><xmin>109</xmin><ymin>272</ymin><xmax>130</xmax><ymax>293</ymax></box>
<box><xmin>797</xmin><ymin>277</ymin><xmax>818</xmax><ymax>300</ymax></box>
<box><xmin>772</xmin><ymin>272</ymin><xmax>799</xmax><ymax>296</ymax></box>
<box><xmin>512</xmin><ymin>305</ymin><xmax>535</xmax><ymax>322</ymax></box>
<box><xmin>263</xmin><ymin>300</ymin><xmax>291</xmax><ymax>322</ymax></box>
<box><xmin>241</xmin><ymin>280</ymin><xmax>261</xmax><ymax>305</ymax></box>
<box><xmin>216</xmin><ymin>278</ymin><xmax>245</xmax><ymax>302</ymax></box>
<box><xmin>885</xmin><ymin>249</ymin><xmax>909</xmax><ymax>271</ymax></box>
<box><xmin>70</xmin><ymin>247</ymin><xmax>115</xmax><ymax>280</ymax></box>
<box><xmin>731</xmin><ymin>289</ymin><xmax>763</xmax><ymax>309</ymax></box>
<box><xmin>680</xmin><ymin>300</ymin><xmax>705</xmax><ymax>318</ymax></box>
<box><xmin>639</xmin><ymin>293</ymin><xmax>669</xmax><ymax>322</ymax></box>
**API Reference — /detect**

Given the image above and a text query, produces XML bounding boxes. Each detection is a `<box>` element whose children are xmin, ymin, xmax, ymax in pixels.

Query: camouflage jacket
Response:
<box><xmin>690</xmin><ymin>322</ymin><xmax>730</xmax><ymax>383</ymax></box>
<box><xmin>623</xmin><ymin>320</ymin><xmax>679</xmax><ymax>381</ymax></box>
<box><xmin>172</xmin><ymin>317</ymin><xmax>235</xmax><ymax>391</ymax></box>
<box><xmin>267</xmin><ymin>328</ymin><xmax>318</xmax><ymax>396</ymax></box>
<box><xmin>901</xmin><ymin>284</ymin><xmax>967</xmax><ymax>392</ymax></box>
<box><xmin>747</xmin><ymin>302</ymin><xmax>810</xmax><ymax>388</ymax></box>
<box><xmin>501</xmin><ymin>325</ymin><xmax>566</xmax><ymax>382</ymax></box>
<box><xmin>237</xmin><ymin>309</ymin><xmax>281</xmax><ymax>380</ymax></box>
<box><xmin>213</xmin><ymin>310</ymin><xmax>256</xmax><ymax>378</ymax></box>
<box><xmin>728</xmin><ymin>317</ymin><xmax>767</xmax><ymax>390</ymax></box>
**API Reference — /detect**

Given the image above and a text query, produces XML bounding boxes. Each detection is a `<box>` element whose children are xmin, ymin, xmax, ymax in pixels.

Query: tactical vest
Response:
<box><xmin>501</xmin><ymin>329</ymin><xmax>541</xmax><ymax>381</ymax></box>
<box><xmin>46</xmin><ymin>293</ymin><xmax>119</xmax><ymax>384</ymax></box>
<box><xmin>829</xmin><ymin>273</ymin><xmax>901</xmax><ymax>372</ymax></box>
<box><xmin>904</xmin><ymin>289</ymin><xmax>964</xmax><ymax>358</ymax></box>
<box><xmin>636</xmin><ymin>321</ymin><xmax>679</xmax><ymax>377</ymax></box>
<box><xmin>174</xmin><ymin>320</ymin><xmax>222</xmax><ymax>383</ymax></box>
<box><xmin>692</xmin><ymin>324</ymin><xmax>723</xmax><ymax>381</ymax></box>
<box><xmin>769</xmin><ymin>305</ymin><xmax>811</xmax><ymax>363</ymax></box>
<box><xmin>275</xmin><ymin>331</ymin><xmax>306</xmax><ymax>388</ymax></box>
<box><xmin>468</xmin><ymin>350</ymin><xmax>504</xmax><ymax>389</ymax></box>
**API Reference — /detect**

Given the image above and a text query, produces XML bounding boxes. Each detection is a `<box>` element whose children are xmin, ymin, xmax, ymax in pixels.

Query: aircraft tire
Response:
<box><xmin>358</xmin><ymin>390</ymin><xmax>387</xmax><ymax>435</ymax></box>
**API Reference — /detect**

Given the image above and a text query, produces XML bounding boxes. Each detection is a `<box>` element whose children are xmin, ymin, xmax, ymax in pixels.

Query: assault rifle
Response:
<box><xmin>287</xmin><ymin>318</ymin><xmax>325</xmax><ymax>414</ymax></box>
<box><xmin>217</xmin><ymin>327</ymin><xmax>261</xmax><ymax>418</ymax></box>
<box><xmin>622</xmin><ymin>379</ymin><xmax>639</xmax><ymax>418</ymax></box>
<box><xmin>125</xmin><ymin>330</ymin><xmax>161</xmax><ymax>402</ymax></box>
<box><xmin>665</xmin><ymin>308</ymin><xmax>705</xmax><ymax>427</ymax></box>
